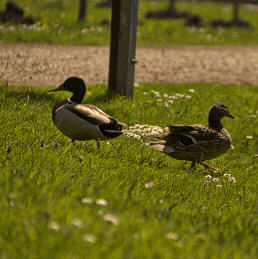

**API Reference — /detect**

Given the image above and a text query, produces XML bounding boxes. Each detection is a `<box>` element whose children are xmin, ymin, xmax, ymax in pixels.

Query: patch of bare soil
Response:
<box><xmin>0</xmin><ymin>43</ymin><xmax>258</xmax><ymax>86</ymax></box>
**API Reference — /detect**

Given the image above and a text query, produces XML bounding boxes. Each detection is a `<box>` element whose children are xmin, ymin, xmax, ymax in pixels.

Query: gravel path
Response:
<box><xmin>1</xmin><ymin>43</ymin><xmax>258</xmax><ymax>86</ymax></box>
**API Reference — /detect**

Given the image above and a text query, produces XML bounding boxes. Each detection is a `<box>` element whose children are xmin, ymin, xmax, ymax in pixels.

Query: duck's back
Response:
<box><xmin>52</xmin><ymin>101</ymin><xmax>120</xmax><ymax>140</ymax></box>
<box><xmin>148</xmin><ymin>124</ymin><xmax>233</xmax><ymax>162</ymax></box>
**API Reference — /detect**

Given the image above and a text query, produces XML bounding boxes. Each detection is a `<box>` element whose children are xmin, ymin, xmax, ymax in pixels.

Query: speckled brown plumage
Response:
<box><xmin>147</xmin><ymin>103</ymin><xmax>234</xmax><ymax>172</ymax></box>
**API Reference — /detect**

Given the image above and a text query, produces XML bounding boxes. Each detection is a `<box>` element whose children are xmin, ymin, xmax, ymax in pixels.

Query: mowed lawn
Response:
<box><xmin>0</xmin><ymin>0</ymin><xmax>258</xmax><ymax>45</ymax></box>
<box><xmin>0</xmin><ymin>82</ymin><xmax>257</xmax><ymax>258</ymax></box>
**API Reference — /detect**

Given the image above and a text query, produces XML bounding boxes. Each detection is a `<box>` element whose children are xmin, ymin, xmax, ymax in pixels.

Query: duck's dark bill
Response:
<box><xmin>48</xmin><ymin>84</ymin><xmax>65</xmax><ymax>92</ymax></box>
<box><xmin>227</xmin><ymin>113</ymin><xmax>234</xmax><ymax>118</ymax></box>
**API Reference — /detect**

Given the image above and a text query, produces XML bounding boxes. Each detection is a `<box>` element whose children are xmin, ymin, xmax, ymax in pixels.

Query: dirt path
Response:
<box><xmin>1</xmin><ymin>43</ymin><xmax>258</xmax><ymax>86</ymax></box>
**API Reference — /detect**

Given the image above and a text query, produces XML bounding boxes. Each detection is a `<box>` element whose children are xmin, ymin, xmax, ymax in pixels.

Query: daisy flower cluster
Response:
<box><xmin>47</xmin><ymin>196</ymin><xmax>120</xmax><ymax>244</ymax></box>
<box><xmin>145</xmin><ymin>181</ymin><xmax>154</xmax><ymax>189</ymax></box>
<box><xmin>248</xmin><ymin>110</ymin><xmax>257</xmax><ymax>119</ymax></box>
<box><xmin>142</xmin><ymin>89</ymin><xmax>194</xmax><ymax>109</ymax></box>
<box><xmin>203</xmin><ymin>173</ymin><xmax>236</xmax><ymax>186</ymax></box>
<box><xmin>81</xmin><ymin>26</ymin><xmax>103</xmax><ymax>35</ymax></box>
<box><xmin>123</xmin><ymin>89</ymin><xmax>195</xmax><ymax>140</ymax></box>
<box><xmin>0</xmin><ymin>24</ymin><xmax>45</xmax><ymax>32</ymax></box>
<box><xmin>123</xmin><ymin>124</ymin><xmax>167</xmax><ymax>141</ymax></box>
<box><xmin>223</xmin><ymin>174</ymin><xmax>236</xmax><ymax>183</ymax></box>
<box><xmin>203</xmin><ymin>174</ymin><xmax>220</xmax><ymax>187</ymax></box>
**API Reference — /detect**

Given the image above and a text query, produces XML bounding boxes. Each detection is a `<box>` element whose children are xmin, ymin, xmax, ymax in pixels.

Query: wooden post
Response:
<box><xmin>232</xmin><ymin>0</ymin><xmax>240</xmax><ymax>22</ymax></box>
<box><xmin>169</xmin><ymin>0</ymin><xmax>176</xmax><ymax>15</ymax></box>
<box><xmin>78</xmin><ymin>0</ymin><xmax>87</xmax><ymax>22</ymax></box>
<box><xmin>108</xmin><ymin>0</ymin><xmax>139</xmax><ymax>97</ymax></box>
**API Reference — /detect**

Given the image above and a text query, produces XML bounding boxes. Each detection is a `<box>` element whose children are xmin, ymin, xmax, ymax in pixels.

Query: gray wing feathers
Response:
<box><xmin>65</xmin><ymin>104</ymin><xmax>116</xmax><ymax>125</ymax></box>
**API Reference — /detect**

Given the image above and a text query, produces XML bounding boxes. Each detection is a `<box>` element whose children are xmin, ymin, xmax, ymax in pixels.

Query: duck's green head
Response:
<box><xmin>49</xmin><ymin>77</ymin><xmax>86</xmax><ymax>103</ymax></box>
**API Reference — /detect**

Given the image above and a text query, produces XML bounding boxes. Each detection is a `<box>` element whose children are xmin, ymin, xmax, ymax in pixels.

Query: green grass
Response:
<box><xmin>0</xmin><ymin>82</ymin><xmax>257</xmax><ymax>258</ymax></box>
<box><xmin>0</xmin><ymin>0</ymin><xmax>258</xmax><ymax>45</ymax></box>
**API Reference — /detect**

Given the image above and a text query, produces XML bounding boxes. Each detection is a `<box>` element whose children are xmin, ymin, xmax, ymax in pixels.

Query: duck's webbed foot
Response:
<box><xmin>182</xmin><ymin>161</ymin><xmax>189</xmax><ymax>171</ymax></box>
<box><xmin>190</xmin><ymin>160</ymin><xmax>196</xmax><ymax>169</ymax></box>
<box><xmin>200</xmin><ymin>162</ymin><xmax>220</xmax><ymax>174</ymax></box>
<box><xmin>97</xmin><ymin>139</ymin><xmax>101</xmax><ymax>149</ymax></box>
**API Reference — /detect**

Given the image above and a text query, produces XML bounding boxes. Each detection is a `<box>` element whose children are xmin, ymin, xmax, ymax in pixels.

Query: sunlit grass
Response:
<box><xmin>0</xmin><ymin>82</ymin><xmax>257</xmax><ymax>258</ymax></box>
<box><xmin>0</xmin><ymin>0</ymin><xmax>257</xmax><ymax>45</ymax></box>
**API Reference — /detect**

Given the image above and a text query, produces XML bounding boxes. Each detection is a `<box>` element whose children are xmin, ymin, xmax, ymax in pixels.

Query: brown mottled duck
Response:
<box><xmin>146</xmin><ymin>103</ymin><xmax>234</xmax><ymax>172</ymax></box>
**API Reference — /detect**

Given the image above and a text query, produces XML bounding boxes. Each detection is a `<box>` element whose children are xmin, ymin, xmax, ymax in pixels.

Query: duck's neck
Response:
<box><xmin>208</xmin><ymin>114</ymin><xmax>223</xmax><ymax>131</ymax></box>
<box><xmin>70</xmin><ymin>90</ymin><xmax>85</xmax><ymax>104</ymax></box>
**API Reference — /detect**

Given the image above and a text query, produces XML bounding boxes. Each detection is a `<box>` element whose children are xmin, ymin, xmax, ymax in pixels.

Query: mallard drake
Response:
<box><xmin>48</xmin><ymin>77</ymin><xmax>126</xmax><ymax>148</ymax></box>
<box><xmin>146</xmin><ymin>103</ymin><xmax>234</xmax><ymax>172</ymax></box>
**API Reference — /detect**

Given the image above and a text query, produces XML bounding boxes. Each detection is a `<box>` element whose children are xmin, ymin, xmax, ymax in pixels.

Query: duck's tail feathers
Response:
<box><xmin>146</xmin><ymin>142</ymin><xmax>175</xmax><ymax>154</ymax></box>
<box><xmin>99</xmin><ymin>123</ymin><xmax>123</xmax><ymax>138</ymax></box>
<box><xmin>145</xmin><ymin>134</ymin><xmax>167</xmax><ymax>140</ymax></box>
<box><xmin>102</xmin><ymin>129</ymin><xmax>123</xmax><ymax>139</ymax></box>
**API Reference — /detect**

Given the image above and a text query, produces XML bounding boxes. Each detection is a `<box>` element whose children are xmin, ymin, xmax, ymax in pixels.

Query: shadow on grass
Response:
<box><xmin>86</xmin><ymin>91</ymin><xmax>110</xmax><ymax>104</ymax></box>
<box><xmin>84</xmin><ymin>87</ymin><xmax>129</xmax><ymax>105</ymax></box>
<box><xmin>2</xmin><ymin>85</ymin><xmax>125</xmax><ymax>107</ymax></box>
<box><xmin>2</xmin><ymin>85</ymin><xmax>59</xmax><ymax>103</ymax></box>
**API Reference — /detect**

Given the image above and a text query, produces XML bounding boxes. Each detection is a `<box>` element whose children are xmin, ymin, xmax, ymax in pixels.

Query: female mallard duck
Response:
<box><xmin>48</xmin><ymin>77</ymin><xmax>126</xmax><ymax>148</ymax></box>
<box><xmin>147</xmin><ymin>103</ymin><xmax>234</xmax><ymax>172</ymax></box>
